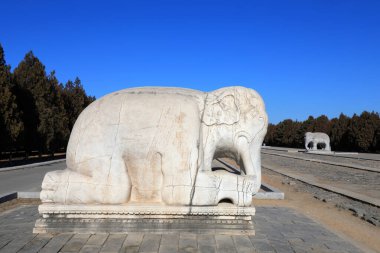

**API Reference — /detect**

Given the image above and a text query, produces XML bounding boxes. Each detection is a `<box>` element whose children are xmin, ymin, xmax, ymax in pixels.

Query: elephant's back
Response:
<box><xmin>101</xmin><ymin>87</ymin><xmax>206</xmax><ymax>103</ymax></box>
<box><xmin>317</xmin><ymin>132</ymin><xmax>330</xmax><ymax>140</ymax></box>
<box><xmin>66</xmin><ymin>88</ymin><xmax>205</xmax><ymax>169</ymax></box>
<box><xmin>66</xmin><ymin>93</ymin><xmax>127</xmax><ymax>169</ymax></box>
<box><xmin>313</xmin><ymin>132</ymin><xmax>330</xmax><ymax>139</ymax></box>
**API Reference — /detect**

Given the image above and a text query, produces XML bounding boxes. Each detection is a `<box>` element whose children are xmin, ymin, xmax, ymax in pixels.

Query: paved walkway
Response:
<box><xmin>0</xmin><ymin>205</ymin><xmax>363</xmax><ymax>253</ymax></box>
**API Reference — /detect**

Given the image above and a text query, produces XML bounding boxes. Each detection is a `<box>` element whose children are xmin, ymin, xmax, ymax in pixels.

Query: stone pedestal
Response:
<box><xmin>305</xmin><ymin>150</ymin><xmax>333</xmax><ymax>154</ymax></box>
<box><xmin>34</xmin><ymin>203</ymin><xmax>255</xmax><ymax>235</ymax></box>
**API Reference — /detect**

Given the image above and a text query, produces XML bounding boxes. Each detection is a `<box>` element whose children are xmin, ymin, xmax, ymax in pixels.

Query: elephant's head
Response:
<box><xmin>200</xmin><ymin>86</ymin><xmax>268</xmax><ymax>193</ymax></box>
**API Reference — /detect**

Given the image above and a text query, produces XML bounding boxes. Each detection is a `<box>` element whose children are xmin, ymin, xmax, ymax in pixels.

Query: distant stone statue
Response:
<box><xmin>40</xmin><ymin>86</ymin><xmax>268</xmax><ymax>207</ymax></box>
<box><xmin>304</xmin><ymin>132</ymin><xmax>331</xmax><ymax>152</ymax></box>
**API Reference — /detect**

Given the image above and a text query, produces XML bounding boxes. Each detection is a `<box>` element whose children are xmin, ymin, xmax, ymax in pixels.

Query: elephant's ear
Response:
<box><xmin>203</xmin><ymin>92</ymin><xmax>240</xmax><ymax>126</ymax></box>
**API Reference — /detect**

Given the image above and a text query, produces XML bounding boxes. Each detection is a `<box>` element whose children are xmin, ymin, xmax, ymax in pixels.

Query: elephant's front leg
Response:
<box><xmin>325</xmin><ymin>141</ymin><xmax>331</xmax><ymax>151</ymax></box>
<box><xmin>199</xmin><ymin>126</ymin><xmax>217</xmax><ymax>172</ymax></box>
<box><xmin>191</xmin><ymin>171</ymin><xmax>256</xmax><ymax>206</ymax></box>
<box><xmin>312</xmin><ymin>141</ymin><xmax>317</xmax><ymax>150</ymax></box>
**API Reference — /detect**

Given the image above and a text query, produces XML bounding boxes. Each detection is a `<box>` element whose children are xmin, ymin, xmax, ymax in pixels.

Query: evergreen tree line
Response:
<box><xmin>264</xmin><ymin>112</ymin><xmax>380</xmax><ymax>152</ymax></box>
<box><xmin>0</xmin><ymin>44</ymin><xmax>95</xmax><ymax>159</ymax></box>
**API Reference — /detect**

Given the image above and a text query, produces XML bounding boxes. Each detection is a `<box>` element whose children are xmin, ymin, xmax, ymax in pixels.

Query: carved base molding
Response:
<box><xmin>34</xmin><ymin>204</ymin><xmax>255</xmax><ymax>235</ymax></box>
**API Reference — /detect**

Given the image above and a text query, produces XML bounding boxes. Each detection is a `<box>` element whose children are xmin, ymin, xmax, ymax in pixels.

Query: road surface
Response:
<box><xmin>0</xmin><ymin>161</ymin><xmax>65</xmax><ymax>195</ymax></box>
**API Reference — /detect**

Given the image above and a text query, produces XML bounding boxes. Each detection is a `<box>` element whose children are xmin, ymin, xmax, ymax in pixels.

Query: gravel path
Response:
<box><xmin>261</xmin><ymin>153</ymin><xmax>380</xmax><ymax>200</ymax></box>
<box><xmin>263</xmin><ymin>168</ymin><xmax>380</xmax><ymax>227</ymax></box>
<box><xmin>261</xmin><ymin>152</ymin><xmax>380</xmax><ymax>227</ymax></box>
<box><xmin>264</xmin><ymin>149</ymin><xmax>380</xmax><ymax>169</ymax></box>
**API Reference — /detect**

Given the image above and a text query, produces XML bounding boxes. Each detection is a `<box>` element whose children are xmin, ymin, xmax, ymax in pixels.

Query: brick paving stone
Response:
<box><xmin>0</xmin><ymin>234</ymin><xmax>36</xmax><ymax>253</ymax></box>
<box><xmin>268</xmin><ymin>233</ymin><xmax>286</xmax><ymax>242</ymax></box>
<box><xmin>249</xmin><ymin>240</ymin><xmax>275</xmax><ymax>252</ymax></box>
<box><xmin>139</xmin><ymin>234</ymin><xmax>161</xmax><ymax>253</ymax></box>
<box><xmin>248</xmin><ymin>233</ymin><xmax>266</xmax><ymax>240</ymax></box>
<box><xmin>17</xmin><ymin>233</ymin><xmax>53</xmax><ymax>253</ymax></box>
<box><xmin>198</xmin><ymin>235</ymin><xmax>216</xmax><ymax>253</ymax></box>
<box><xmin>179</xmin><ymin>233</ymin><xmax>197</xmax><ymax>239</ymax></box>
<box><xmin>0</xmin><ymin>241</ymin><xmax>10</xmax><ymax>250</ymax></box>
<box><xmin>324</xmin><ymin>241</ymin><xmax>362</xmax><ymax>253</ymax></box>
<box><xmin>60</xmin><ymin>233</ymin><xmax>91</xmax><ymax>252</ymax></box>
<box><xmin>270</xmin><ymin>241</ymin><xmax>294</xmax><ymax>253</ymax></box>
<box><xmin>100</xmin><ymin>233</ymin><xmax>127</xmax><ymax>253</ymax></box>
<box><xmin>39</xmin><ymin>233</ymin><xmax>73</xmax><ymax>253</ymax></box>
<box><xmin>124</xmin><ymin>246</ymin><xmax>139</xmax><ymax>253</ymax></box>
<box><xmin>197</xmin><ymin>234</ymin><xmax>215</xmax><ymax>246</ymax></box>
<box><xmin>295</xmin><ymin>236</ymin><xmax>321</xmax><ymax>245</ymax></box>
<box><xmin>294</xmin><ymin>243</ymin><xmax>332</xmax><ymax>253</ymax></box>
<box><xmin>160</xmin><ymin>234</ymin><xmax>178</xmax><ymax>253</ymax></box>
<box><xmin>0</xmin><ymin>237</ymin><xmax>11</xmax><ymax>250</ymax></box>
<box><xmin>179</xmin><ymin>233</ymin><xmax>197</xmax><ymax>253</ymax></box>
<box><xmin>232</xmin><ymin>235</ymin><xmax>255</xmax><ymax>253</ymax></box>
<box><xmin>80</xmin><ymin>244</ymin><xmax>102</xmax><ymax>253</ymax></box>
<box><xmin>161</xmin><ymin>234</ymin><xmax>179</xmax><ymax>245</ymax></box>
<box><xmin>198</xmin><ymin>245</ymin><xmax>217</xmax><ymax>253</ymax></box>
<box><xmin>159</xmin><ymin>243</ymin><xmax>178</xmax><ymax>253</ymax></box>
<box><xmin>120</xmin><ymin>233</ymin><xmax>144</xmax><ymax>253</ymax></box>
<box><xmin>291</xmin><ymin>245</ymin><xmax>310</xmax><ymax>253</ymax></box>
<box><xmin>0</xmin><ymin>205</ymin><xmax>368</xmax><ymax>253</ymax></box>
<box><xmin>87</xmin><ymin>233</ymin><xmax>109</xmax><ymax>246</ymax></box>
<box><xmin>287</xmin><ymin>238</ymin><xmax>304</xmax><ymax>244</ymax></box>
<box><xmin>215</xmin><ymin>235</ymin><xmax>236</xmax><ymax>253</ymax></box>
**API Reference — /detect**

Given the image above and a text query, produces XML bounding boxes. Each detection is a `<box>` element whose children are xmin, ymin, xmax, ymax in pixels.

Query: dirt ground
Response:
<box><xmin>256</xmin><ymin>172</ymin><xmax>380</xmax><ymax>253</ymax></box>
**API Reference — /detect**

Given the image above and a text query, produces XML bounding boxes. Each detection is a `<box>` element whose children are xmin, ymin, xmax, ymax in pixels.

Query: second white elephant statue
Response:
<box><xmin>304</xmin><ymin>132</ymin><xmax>331</xmax><ymax>151</ymax></box>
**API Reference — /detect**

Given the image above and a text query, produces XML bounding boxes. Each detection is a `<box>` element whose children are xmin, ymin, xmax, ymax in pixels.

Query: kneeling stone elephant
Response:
<box><xmin>305</xmin><ymin>132</ymin><xmax>331</xmax><ymax>151</ymax></box>
<box><xmin>41</xmin><ymin>86</ymin><xmax>268</xmax><ymax>207</ymax></box>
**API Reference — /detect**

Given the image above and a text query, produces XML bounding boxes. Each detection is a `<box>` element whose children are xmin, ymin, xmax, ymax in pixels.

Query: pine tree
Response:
<box><xmin>299</xmin><ymin>116</ymin><xmax>315</xmax><ymax>134</ymax></box>
<box><xmin>264</xmin><ymin>123</ymin><xmax>276</xmax><ymax>146</ymax></box>
<box><xmin>277</xmin><ymin>119</ymin><xmax>300</xmax><ymax>147</ymax></box>
<box><xmin>375</xmin><ymin>124</ymin><xmax>380</xmax><ymax>153</ymax></box>
<box><xmin>13</xmin><ymin>51</ymin><xmax>50</xmax><ymax>155</ymax></box>
<box><xmin>330</xmin><ymin>113</ymin><xmax>350</xmax><ymax>150</ymax></box>
<box><xmin>45</xmin><ymin>71</ymin><xmax>70</xmax><ymax>153</ymax></box>
<box><xmin>313</xmin><ymin>115</ymin><xmax>330</xmax><ymax>133</ymax></box>
<box><xmin>349</xmin><ymin>111</ymin><xmax>380</xmax><ymax>152</ymax></box>
<box><xmin>62</xmin><ymin>77</ymin><xmax>95</xmax><ymax>132</ymax></box>
<box><xmin>0</xmin><ymin>44</ymin><xmax>23</xmax><ymax>156</ymax></box>
<box><xmin>368</xmin><ymin>112</ymin><xmax>380</xmax><ymax>152</ymax></box>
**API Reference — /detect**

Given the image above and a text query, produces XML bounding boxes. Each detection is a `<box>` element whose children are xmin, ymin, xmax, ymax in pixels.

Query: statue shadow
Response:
<box><xmin>211</xmin><ymin>166</ymin><xmax>241</xmax><ymax>175</ymax></box>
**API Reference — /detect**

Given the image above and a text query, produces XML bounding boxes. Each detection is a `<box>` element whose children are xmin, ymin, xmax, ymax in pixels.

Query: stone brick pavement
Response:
<box><xmin>0</xmin><ymin>205</ymin><xmax>363</xmax><ymax>253</ymax></box>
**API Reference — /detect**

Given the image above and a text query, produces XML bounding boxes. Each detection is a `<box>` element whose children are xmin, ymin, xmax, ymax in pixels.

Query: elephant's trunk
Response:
<box><xmin>239</xmin><ymin>139</ymin><xmax>261</xmax><ymax>194</ymax></box>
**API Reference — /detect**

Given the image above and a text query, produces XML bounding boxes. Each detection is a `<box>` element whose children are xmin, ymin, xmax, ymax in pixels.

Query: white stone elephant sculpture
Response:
<box><xmin>304</xmin><ymin>132</ymin><xmax>331</xmax><ymax>151</ymax></box>
<box><xmin>41</xmin><ymin>86</ymin><xmax>268</xmax><ymax>207</ymax></box>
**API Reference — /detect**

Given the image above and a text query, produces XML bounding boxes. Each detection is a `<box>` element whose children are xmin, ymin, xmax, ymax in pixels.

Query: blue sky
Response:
<box><xmin>1</xmin><ymin>0</ymin><xmax>379</xmax><ymax>123</ymax></box>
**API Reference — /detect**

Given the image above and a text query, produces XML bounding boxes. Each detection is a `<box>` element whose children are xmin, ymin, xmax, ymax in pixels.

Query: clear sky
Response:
<box><xmin>1</xmin><ymin>0</ymin><xmax>379</xmax><ymax>123</ymax></box>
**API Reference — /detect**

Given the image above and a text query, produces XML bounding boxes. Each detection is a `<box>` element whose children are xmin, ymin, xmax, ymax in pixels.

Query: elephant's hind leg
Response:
<box><xmin>99</xmin><ymin>150</ymin><xmax>132</xmax><ymax>204</ymax></box>
<box><xmin>41</xmin><ymin>155</ymin><xmax>131</xmax><ymax>204</ymax></box>
<box><xmin>40</xmin><ymin>169</ymin><xmax>71</xmax><ymax>203</ymax></box>
<box><xmin>40</xmin><ymin>169</ymin><xmax>101</xmax><ymax>204</ymax></box>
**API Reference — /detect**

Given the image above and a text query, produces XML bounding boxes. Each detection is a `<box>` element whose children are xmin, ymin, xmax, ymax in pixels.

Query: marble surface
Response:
<box><xmin>40</xmin><ymin>86</ymin><xmax>268</xmax><ymax>207</ymax></box>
